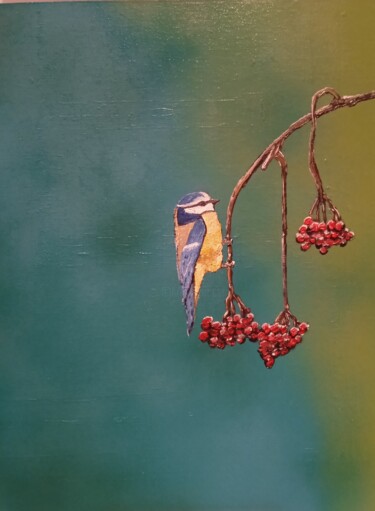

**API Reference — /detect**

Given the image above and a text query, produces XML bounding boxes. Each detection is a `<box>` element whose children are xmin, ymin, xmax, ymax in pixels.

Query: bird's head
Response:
<box><xmin>176</xmin><ymin>191</ymin><xmax>219</xmax><ymax>225</ymax></box>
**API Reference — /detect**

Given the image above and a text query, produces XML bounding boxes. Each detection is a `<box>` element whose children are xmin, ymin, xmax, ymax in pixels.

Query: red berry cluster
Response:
<box><xmin>296</xmin><ymin>216</ymin><xmax>354</xmax><ymax>255</ymax></box>
<box><xmin>199</xmin><ymin>309</ymin><xmax>309</xmax><ymax>368</ymax></box>
<box><xmin>199</xmin><ymin>311</ymin><xmax>259</xmax><ymax>349</ymax></box>
<box><xmin>257</xmin><ymin>321</ymin><xmax>309</xmax><ymax>368</ymax></box>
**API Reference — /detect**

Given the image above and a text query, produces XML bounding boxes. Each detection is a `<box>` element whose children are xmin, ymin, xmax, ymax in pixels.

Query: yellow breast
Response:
<box><xmin>194</xmin><ymin>211</ymin><xmax>223</xmax><ymax>305</ymax></box>
<box><xmin>198</xmin><ymin>211</ymin><xmax>223</xmax><ymax>270</ymax></box>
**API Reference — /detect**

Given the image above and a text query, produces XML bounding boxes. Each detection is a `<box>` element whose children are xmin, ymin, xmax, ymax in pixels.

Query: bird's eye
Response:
<box><xmin>197</xmin><ymin>201</ymin><xmax>206</xmax><ymax>206</ymax></box>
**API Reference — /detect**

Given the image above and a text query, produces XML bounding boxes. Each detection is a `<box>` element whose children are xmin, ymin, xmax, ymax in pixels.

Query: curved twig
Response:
<box><xmin>308</xmin><ymin>87</ymin><xmax>341</xmax><ymax>199</ymax></box>
<box><xmin>224</xmin><ymin>88</ymin><xmax>375</xmax><ymax>298</ymax></box>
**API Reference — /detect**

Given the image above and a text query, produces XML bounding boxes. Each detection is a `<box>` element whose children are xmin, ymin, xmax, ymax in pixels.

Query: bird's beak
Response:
<box><xmin>211</xmin><ymin>199</ymin><xmax>220</xmax><ymax>205</ymax></box>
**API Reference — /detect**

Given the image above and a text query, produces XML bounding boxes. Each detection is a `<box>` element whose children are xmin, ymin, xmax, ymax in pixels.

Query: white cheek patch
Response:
<box><xmin>178</xmin><ymin>192</ymin><xmax>211</xmax><ymax>208</ymax></box>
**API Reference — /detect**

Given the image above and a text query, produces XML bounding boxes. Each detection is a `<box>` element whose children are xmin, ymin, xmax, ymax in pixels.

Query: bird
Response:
<box><xmin>174</xmin><ymin>191</ymin><xmax>223</xmax><ymax>334</ymax></box>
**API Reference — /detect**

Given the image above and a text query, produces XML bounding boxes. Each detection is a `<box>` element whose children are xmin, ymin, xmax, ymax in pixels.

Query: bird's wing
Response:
<box><xmin>179</xmin><ymin>218</ymin><xmax>206</xmax><ymax>334</ymax></box>
<box><xmin>174</xmin><ymin>210</ymin><xmax>194</xmax><ymax>283</ymax></box>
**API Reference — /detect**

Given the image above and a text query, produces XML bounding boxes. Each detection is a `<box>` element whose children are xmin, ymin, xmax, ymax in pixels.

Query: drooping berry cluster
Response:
<box><xmin>257</xmin><ymin>320</ymin><xmax>309</xmax><ymax>368</ymax></box>
<box><xmin>199</xmin><ymin>310</ymin><xmax>259</xmax><ymax>349</ymax></box>
<box><xmin>199</xmin><ymin>308</ymin><xmax>309</xmax><ymax>369</ymax></box>
<box><xmin>296</xmin><ymin>216</ymin><xmax>354</xmax><ymax>255</ymax></box>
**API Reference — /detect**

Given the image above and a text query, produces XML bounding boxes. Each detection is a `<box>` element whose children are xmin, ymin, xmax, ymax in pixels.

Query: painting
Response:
<box><xmin>0</xmin><ymin>2</ymin><xmax>374</xmax><ymax>510</ymax></box>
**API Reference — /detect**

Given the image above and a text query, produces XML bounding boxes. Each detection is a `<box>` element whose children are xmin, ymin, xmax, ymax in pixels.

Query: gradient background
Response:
<box><xmin>0</xmin><ymin>2</ymin><xmax>374</xmax><ymax>510</ymax></box>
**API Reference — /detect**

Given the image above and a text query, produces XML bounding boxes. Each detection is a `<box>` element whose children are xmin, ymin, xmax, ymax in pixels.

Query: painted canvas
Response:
<box><xmin>0</xmin><ymin>2</ymin><xmax>374</xmax><ymax>510</ymax></box>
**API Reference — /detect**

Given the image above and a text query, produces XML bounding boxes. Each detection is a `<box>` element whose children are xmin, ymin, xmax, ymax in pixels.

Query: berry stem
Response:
<box><xmin>274</xmin><ymin>150</ymin><xmax>289</xmax><ymax>311</ymax></box>
<box><xmin>308</xmin><ymin>87</ymin><xmax>341</xmax><ymax>199</ymax></box>
<box><xmin>224</xmin><ymin>289</ymin><xmax>248</xmax><ymax>317</ymax></box>
<box><xmin>223</xmin><ymin>88</ymin><xmax>375</xmax><ymax>299</ymax></box>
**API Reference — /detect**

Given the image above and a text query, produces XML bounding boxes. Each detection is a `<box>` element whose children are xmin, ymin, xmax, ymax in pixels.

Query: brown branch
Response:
<box><xmin>224</xmin><ymin>88</ymin><xmax>375</xmax><ymax>297</ymax></box>
<box><xmin>274</xmin><ymin>150</ymin><xmax>289</xmax><ymax>311</ymax></box>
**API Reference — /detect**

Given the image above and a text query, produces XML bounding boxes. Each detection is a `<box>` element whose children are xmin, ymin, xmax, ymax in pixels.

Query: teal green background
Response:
<box><xmin>0</xmin><ymin>2</ymin><xmax>374</xmax><ymax>510</ymax></box>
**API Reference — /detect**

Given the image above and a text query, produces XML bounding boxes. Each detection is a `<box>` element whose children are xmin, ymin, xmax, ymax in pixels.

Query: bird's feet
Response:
<box><xmin>222</xmin><ymin>237</ymin><xmax>233</xmax><ymax>246</ymax></box>
<box><xmin>221</xmin><ymin>260</ymin><xmax>235</xmax><ymax>269</ymax></box>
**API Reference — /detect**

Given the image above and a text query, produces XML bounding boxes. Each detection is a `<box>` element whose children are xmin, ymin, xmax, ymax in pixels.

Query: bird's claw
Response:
<box><xmin>222</xmin><ymin>237</ymin><xmax>233</xmax><ymax>246</ymax></box>
<box><xmin>221</xmin><ymin>260</ymin><xmax>235</xmax><ymax>269</ymax></box>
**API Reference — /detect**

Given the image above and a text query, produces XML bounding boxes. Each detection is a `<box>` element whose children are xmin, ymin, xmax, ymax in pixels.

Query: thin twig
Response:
<box><xmin>274</xmin><ymin>150</ymin><xmax>289</xmax><ymax>311</ymax></box>
<box><xmin>308</xmin><ymin>87</ymin><xmax>341</xmax><ymax>198</ymax></box>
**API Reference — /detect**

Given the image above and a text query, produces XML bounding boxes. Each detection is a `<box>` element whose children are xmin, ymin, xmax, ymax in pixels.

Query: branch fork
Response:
<box><xmin>222</xmin><ymin>87</ymin><xmax>375</xmax><ymax>317</ymax></box>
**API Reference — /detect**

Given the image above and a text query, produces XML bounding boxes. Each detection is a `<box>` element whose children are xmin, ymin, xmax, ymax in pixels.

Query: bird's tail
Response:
<box><xmin>184</xmin><ymin>283</ymin><xmax>195</xmax><ymax>335</ymax></box>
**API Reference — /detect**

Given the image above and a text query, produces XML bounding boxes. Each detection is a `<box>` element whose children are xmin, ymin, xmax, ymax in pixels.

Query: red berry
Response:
<box><xmin>212</xmin><ymin>321</ymin><xmax>221</xmax><ymax>330</ymax></box>
<box><xmin>290</xmin><ymin>327</ymin><xmax>299</xmax><ymax>337</ymax></box>
<box><xmin>335</xmin><ymin>221</ymin><xmax>344</xmax><ymax>231</ymax></box>
<box><xmin>201</xmin><ymin>317</ymin><xmax>213</xmax><ymax>330</ymax></box>
<box><xmin>237</xmin><ymin>334</ymin><xmax>246</xmax><ymax>344</ymax></box>
<box><xmin>233</xmin><ymin>314</ymin><xmax>241</xmax><ymax>323</ymax></box>
<box><xmin>262</xmin><ymin>323</ymin><xmax>271</xmax><ymax>333</ymax></box>
<box><xmin>319</xmin><ymin>246</ymin><xmax>328</xmax><ymax>255</ymax></box>
<box><xmin>287</xmin><ymin>339</ymin><xmax>298</xmax><ymax>349</ymax></box>
<box><xmin>264</xmin><ymin>356</ymin><xmax>275</xmax><ymax>369</ymax></box>
<box><xmin>299</xmin><ymin>322</ymin><xmax>309</xmax><ymax>333</ymax></box>
<box><xmin>299</xmin><ymin>225</ymin><xmax>308</xmax><ymax>233</ymax></box>
<box><xmin>202</xmin><ymin>316</ymin><xmax>213</xmax><ymax>323</ymax></box>
<box><xmin>318</xmin><ymin>222</ymin><xmax>326</xmax><ymax>231</ymax></box>
<box><xmin>301</xmin><ymin>242</ymin><xmax>311</xmax><ymax>251</ymax></box>
<box><xmin>199</xmin><ymin>331</ymin><xmax>209</xmax><ymax>342</ymax></box>
<box><xmin>244</xmin><ymin>326</ymin><xmax>253</xmax><ymax>336</ymax></box>
<box><xmin>310</xmin><ymin>222</ymin><xmax>319</xmax><ymax>232</ymax></box>
<box><xmin>304</xmin><ymin>216</ymin><xmax>313</xmax><ymax>225</ymax></box>
<box><xmin>327</xmin><ymin>219</ymin><xmax>336</xmax><ymax>230</ymax></box>
<box><xmin>271</xmin><ymin>323</ymin><xmax>280</xmax><ymax>333</ymax></box>
<box><xmin>296</xmin><ymin>233</ymin><xmax>305</xmax><ymax>243</ymax></box>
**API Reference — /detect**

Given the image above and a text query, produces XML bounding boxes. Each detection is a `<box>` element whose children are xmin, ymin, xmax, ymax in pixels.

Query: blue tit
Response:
<box><xmin>174</xmin><ymin>191</ymin><xmax>223</xmax><ymax>334</ymax></box>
